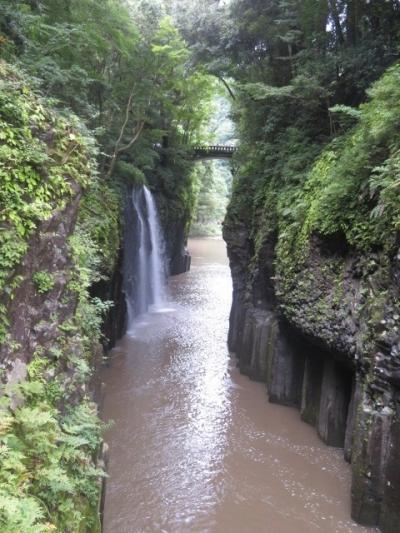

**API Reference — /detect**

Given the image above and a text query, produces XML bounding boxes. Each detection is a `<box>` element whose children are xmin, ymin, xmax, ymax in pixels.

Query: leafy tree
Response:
<box><xmin>0</xmin><ymin>0</ymin><xmax>215</xmax><ymax>185</ymax></box>
<box><xmin>0</xmin><ymin>2</ymin><xmax>216</xmax><ymax>531</ymax></box>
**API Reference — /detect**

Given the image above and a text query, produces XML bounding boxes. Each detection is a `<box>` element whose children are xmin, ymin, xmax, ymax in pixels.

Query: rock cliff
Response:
<box><xmin>224</xmin><ymin>65</ymin><xmax>400</xmax><ymax>533</ymax></box>
<box><xmin>0</xmin><ymin>62</ymin><xmax>109</xmax><ymax>531</ymax></box>
<box><xmin>0</xmin><ymin>62</ymin><xmax>194</xmax><ymax>530</ymax></box>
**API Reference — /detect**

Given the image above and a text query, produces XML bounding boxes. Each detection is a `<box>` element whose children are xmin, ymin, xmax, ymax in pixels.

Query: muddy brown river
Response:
<box><xmin>102</xmin><ymin>238</ymin><xmax>375</xmax><ymax>533</ymax></box>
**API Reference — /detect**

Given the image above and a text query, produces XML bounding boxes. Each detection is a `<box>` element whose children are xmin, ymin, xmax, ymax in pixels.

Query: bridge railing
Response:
<box><xmin>192</xmin><ymin>145</ymin><xmax>236</xmax><ymax>158</ymax></box>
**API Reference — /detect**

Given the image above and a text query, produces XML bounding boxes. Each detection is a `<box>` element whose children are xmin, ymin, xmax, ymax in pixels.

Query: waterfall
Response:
<box><xmin>123</xmin><ymin>185</ymin><xmax>167</xmax><ymax>330</ymax></box>
<box><xmin>143</xmin><ymin>187</ymin><xmax>165</xmax><ymax>308</ymax></box>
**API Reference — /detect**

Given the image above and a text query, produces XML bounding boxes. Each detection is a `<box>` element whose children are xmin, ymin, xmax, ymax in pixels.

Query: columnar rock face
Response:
<box><xmin>164</xmin><ymin>222</ymin><xmax>192</xmax><ymax>276</ymax></box>
<box><xmin>300</xmin><ymin>354</ymin><xmax>324</xmax><ymax>426</ymax></box>
<box><xmin>91</xmin><ymin>248</ymin><xmax>126</xmax><ymax>350</ymax></box>
<box><xmin>223</xmin><ymin>197</ymin><xmax>400</xmax><ymax>533</ymax></box>
<box><xmin>317</xmin><ymin>359</ymin><xmax>352</xmax><ymax>447</ymax></box>
<box><xmin>155</xmin><ymin>192</ymin><xmax>192</xmax><ymax>277</ymax></box>
<box><xmin>162</xmin><ymin>211</ymin><xmax>191</xmax><ymax>276</ymax></box>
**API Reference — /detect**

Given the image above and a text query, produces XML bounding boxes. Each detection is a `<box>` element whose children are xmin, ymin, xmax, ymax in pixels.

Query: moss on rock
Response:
<box><xmin>0</xmin><ymin>62</ymin><xmax>119</xmax><ymax>532</ymax></box>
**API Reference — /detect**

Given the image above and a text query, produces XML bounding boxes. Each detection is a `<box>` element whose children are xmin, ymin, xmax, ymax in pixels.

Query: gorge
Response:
<box><xmin>102</xmin><ymin>237</ymin><xmax>374</xmax><ymax>533</ymax></box>
<box><xmin>1</xmin><ymin>1</ymin><xmax>400</xmax><ymax>532</ymax></box>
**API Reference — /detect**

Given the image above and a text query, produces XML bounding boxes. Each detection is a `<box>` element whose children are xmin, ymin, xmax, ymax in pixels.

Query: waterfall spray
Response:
<box><xmin>123</xmin><ymin>185</ymin><xmax>167</xmax><ymax>331</ymax></box>
<box><xmin>142</xmin><ymin>186</ymin><xmax>166</xmax><ymax>308</ymax></box>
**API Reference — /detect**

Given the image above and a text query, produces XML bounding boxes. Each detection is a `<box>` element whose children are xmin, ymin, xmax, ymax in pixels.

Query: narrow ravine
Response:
<box><xmin>101</xmin><ymin>238</ymin><xmax>375</xmax><ymax>533</ymax></box>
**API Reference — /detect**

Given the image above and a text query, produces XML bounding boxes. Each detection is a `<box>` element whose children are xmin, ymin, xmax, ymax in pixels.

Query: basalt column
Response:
<box><xmin>317</xmin><ymin>358</ymin><xmax>353</xmax><ymax>447</ymax></box>
<box><xmin>300</xmin><ymin>354</ymin><xmax>324</xmax><ymax>426</ymax></box>
<box><xmin>267</xmin><ymin>324</ymin><xmax>305</xmax><ymax>407</ymax></box>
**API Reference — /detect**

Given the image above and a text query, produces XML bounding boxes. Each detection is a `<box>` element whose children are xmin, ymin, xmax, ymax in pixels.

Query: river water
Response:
<box><xmin>101</xmin><ymin>238</ymin><xmax>374</xmax><ymax>533</ymax></box>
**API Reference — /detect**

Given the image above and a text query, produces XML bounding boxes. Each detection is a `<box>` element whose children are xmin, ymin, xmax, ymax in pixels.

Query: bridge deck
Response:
<box><xmin>192</xmin><ymin>145</ymin><xmax>236</xmax><ymax>159</ymax></box>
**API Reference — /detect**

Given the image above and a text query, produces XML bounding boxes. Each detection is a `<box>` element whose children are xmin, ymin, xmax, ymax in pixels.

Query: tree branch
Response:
<box><xmin>119</xmin><ymin>121</ymin><xmax>145</xmax><ymax>152</ymax></box>
<box><xmin>106</xmin><ymin>91</ymin><xmax>145</xmax><ymax>179</ymax></box>
<box><xmin>216</xmin><ymin>76</ymin><xmax>236</xmax><ymax>100</ymax></box>
<box><xmin>328</xmin><ymin>0</ymin><xmax>345</xmax><ymax>45</ymax></box>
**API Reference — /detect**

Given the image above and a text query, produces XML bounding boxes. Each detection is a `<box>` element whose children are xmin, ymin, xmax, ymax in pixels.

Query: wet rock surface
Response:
<box><xmin>0</xmin><ymin>184</ymin><xmax>83</xmax><ymax>374</ymax></box>
<box><xmin>223</xmin><ymin>202</ymin><xmax>400</xmax><ymax>532</ymax></box>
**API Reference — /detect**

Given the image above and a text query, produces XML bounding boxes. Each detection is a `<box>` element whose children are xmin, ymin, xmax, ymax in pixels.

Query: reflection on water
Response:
<box><xmin>101</xmin><ymin>238</ymin><xmax>376</xmax><ymax>533</ymax></box>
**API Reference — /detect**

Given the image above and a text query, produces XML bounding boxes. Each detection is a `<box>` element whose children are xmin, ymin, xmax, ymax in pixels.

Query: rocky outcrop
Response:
<box><xmin>0</xmin><ymin>184</ymin><xmax>82</xmax><ymax>378</ymax></box>
<box><xmin>223</xmin><ymin>195</ymin><xmax>400</xmax><ymax>533</ymax></box>
<box><xmin>0</xmin><ymin>63</ymin><xmax>108</xmax><ymax>531</ymax></box>
<box><xmin>167</xmin><ymin>226</ymin><xmax>191</xmax><ymax>276</ymax></box>
<box><xmin>157</xmin><ymin>195</ymin><xmax>192</xmax><ymax>276</ymax></box>
<box><xmin>91</xmin><ymin>247</ymin><xmax>126</xmax><ymax>350</ymax></box>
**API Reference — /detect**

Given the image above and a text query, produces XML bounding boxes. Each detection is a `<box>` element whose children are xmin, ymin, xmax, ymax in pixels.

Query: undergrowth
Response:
<box><xmin>274</xmin><ymin>63</ymin><xmax>400</xmax><ymax>281</ymax></box>
<box><xmin>0</xmin><ymin>61</ymin><xmax>94</xmax><ymax>343</ymax></box>
<box><xmin>0</xmin><ymin>62</ymin><xmax>119</xmax><ymax>532</ymax></box>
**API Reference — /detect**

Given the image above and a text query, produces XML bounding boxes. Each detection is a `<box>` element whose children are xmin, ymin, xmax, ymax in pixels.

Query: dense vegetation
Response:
<box><xmin>169</xmin><ymin>0</ymin><xmax>400</xmax><ymax>282</ymax></box>
<box><xmin>2</xmin><ymin>0</ymin><xmax>400</xmax><ymax>530</ymax></box>
<box><xmin>0</xmin><ymin>1</ymin><xmax>215</xmax><ymax>530</ymax></box>
<box><xmin>191</xmin><ymin>96</ymin><xmax>234</xmax><ymax>236</ymax></box>
<box><xmin>0</xmin><ymin>61</ymin><xmax>104</xmax><ymax>533</ymax></box>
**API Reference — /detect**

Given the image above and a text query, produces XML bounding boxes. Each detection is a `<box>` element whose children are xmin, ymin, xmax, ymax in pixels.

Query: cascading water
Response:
<box><xmin>123</xmin><ymin>185</ymin><xmax>167</xmax><ymax>331</ymax></box>
<box><xmin>143</xmin><ymin>186</ymin><xmax>165</xmax><ymax>308</ymax></box>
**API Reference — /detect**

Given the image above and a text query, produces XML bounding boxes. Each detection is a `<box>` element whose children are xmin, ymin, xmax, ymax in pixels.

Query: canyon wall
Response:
<box><xmin>0</xmin><ymin>62</ymin><xmax>112</xmax><ymax>531</ymax></box>
<box><xmin>0</xmin><ymin>62</ymin><xmax>193</xmax><ymax>530</ymax></box>
<box><xmin>223</xmin><ymin>65</ymin><xmax>400</xmax><ymax>533</ymax></box>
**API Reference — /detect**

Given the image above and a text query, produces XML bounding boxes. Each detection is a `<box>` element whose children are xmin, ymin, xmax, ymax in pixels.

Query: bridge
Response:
<box><xmin>192</xmin><ymin>145</ymin><xmax>236</xmax><ymax>159</ymax></box>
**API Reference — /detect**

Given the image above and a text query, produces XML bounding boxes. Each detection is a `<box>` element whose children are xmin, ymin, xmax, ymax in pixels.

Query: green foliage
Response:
<box><xmin>0</xmin><ymin>1</ymin><xmax>215</xmax><ymax>193</ymax></box>
<box><xmin>0</xmin><ymin>62</ymin><xmax>95</xmax><ymax>344</ymax></box>
<box><xmin>0</xmin><ymin>62</ymin><xmax>110</xmax><ymax>532</ymax></box>
<box><xmin>191</xmin><ymin>160</ymin><xmax>231</xmax><ymax>236</ymax></box>
<box><xmin>32</xmin><ymin>272</ymin><xmax>55</xmax><ymax>294</ymax></box>
<box><xmin>0</xmin><ymin>387</ymin><xmax>103</xmax><ymax>532</ymax></box>
<box><xmin>277</xmin><ymin>63</ymin><xmax>400</xmax><ymax>269</ymax></box>
<box><xmin>329</xmin><ymin>104</ymin><xmax>361</xmax><ymax>130</ymax></box>
<box><xmin>115</xmin><ymin>161</ymin><xmax>147</xmax><ymax>186</ymax></box>
<box><xmin>77</xmin><ymin>181</ymin><xmax>121</xmax><ymax>278</ymax></box>
<box><xmin>68</xmin><ymin>219</ymin><xmax>115</xmax><ymax>343</ymax></box>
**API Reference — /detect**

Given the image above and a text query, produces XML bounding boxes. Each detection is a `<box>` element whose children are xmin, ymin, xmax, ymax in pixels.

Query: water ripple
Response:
<box><xmin>102</xmin><ymin>238</ymin><xmax>377</xmax><ymax>533</ymax></box>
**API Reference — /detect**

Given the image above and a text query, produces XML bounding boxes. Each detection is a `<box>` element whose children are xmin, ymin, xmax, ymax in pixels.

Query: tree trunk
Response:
<box><xmin>347</xmin><ymin>0</ymin><xmax>359</xmax><ymax>45</ymax></box>
<box><xmin>329</xmin><ymin>0</ymin><xmax>345</xmax><ymax>44</ymax></box>
<box><xmin>106</xmin><ymin>90</ymin><xmax>145</xmax><ymax>179</ymax></box>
